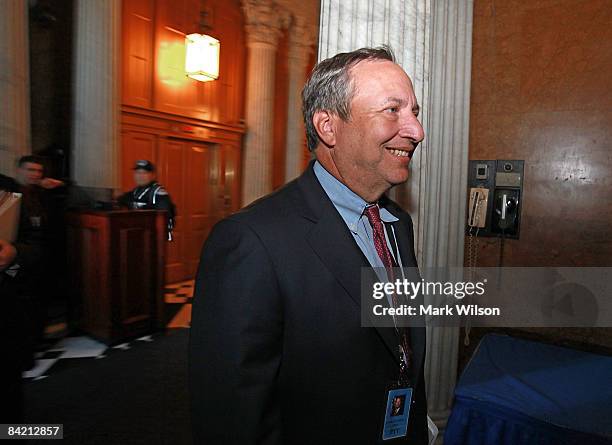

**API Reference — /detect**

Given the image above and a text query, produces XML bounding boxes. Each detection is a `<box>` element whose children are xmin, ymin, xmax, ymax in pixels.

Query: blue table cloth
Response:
<box><xmin>444</xmin><ymin>334</ymin><xmax>612</xmax><ymax>445</ymax></box>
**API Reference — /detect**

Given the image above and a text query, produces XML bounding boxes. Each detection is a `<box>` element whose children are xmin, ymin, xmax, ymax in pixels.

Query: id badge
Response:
<box><xmin>382</xmin><ymin>386</ymin><xmax>412</xmax><ymax>441</ymax></box>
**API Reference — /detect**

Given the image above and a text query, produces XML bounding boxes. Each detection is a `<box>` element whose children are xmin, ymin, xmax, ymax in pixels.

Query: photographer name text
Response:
<box><xmin>372</xmin><ymin>303</ymin><xmax>501</xmax><ymax>317</ymax></box>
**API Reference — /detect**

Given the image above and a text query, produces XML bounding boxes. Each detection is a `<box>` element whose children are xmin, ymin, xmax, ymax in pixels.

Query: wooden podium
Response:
<box><xmin>66</xmin><ymin>210</ymin><xmax>166</xmax><ymax>344</ymax></box>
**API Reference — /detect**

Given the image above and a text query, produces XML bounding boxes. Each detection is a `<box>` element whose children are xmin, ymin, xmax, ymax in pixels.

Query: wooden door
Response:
<box><xmin>158</xmin><ymin>138</ymin><xmax>187</xmax><ymax>283</ymax></box>
<box><xmin>157</xmin><ymin>139</ymin><xmax>218</xmax><ymax>282</ymax></box>
<box><xmin>184</xmin><ymin>143</ymin><xmax>215</xmax><ymax>277</ymax></box>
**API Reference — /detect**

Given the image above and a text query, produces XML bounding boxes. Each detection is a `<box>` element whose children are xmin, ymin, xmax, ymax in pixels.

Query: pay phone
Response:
<box><xmin>464</xmin><ymin>160</ymin><xmax>524</xmax><ymax>346</ymax></box>
<box><xmin>466</xmin><ymin>160</ymin><xmax>524</xmax><ymax>239</ymax></box>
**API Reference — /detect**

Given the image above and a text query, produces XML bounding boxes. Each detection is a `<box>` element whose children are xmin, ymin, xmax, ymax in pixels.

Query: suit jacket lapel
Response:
<box><xmin>296</xmin><ymin>164</ymin><xmax>401</xmax><ymax>363</ymax></box>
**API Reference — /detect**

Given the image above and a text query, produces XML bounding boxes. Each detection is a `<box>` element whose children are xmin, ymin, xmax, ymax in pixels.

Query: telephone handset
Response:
<box><xmin>466</xmin><ymin>187</ymin><xmax>489</xmax><ymax>348</ymax></box>
<box><xmin>467</xmin><ymin>187</ymin><xmax>489</xmax><ymax>229</ymax></box>
<box><xmin>494</xmin><ymin>192</ymin><xmax>518</xmax><ymax>231</ymax></box>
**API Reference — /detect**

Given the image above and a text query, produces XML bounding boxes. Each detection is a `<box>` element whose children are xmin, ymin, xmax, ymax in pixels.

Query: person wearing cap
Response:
<box><xmin>118</xmin><ymin>160</ymin><xmax>176</xmax><ymax>240</ymax></box>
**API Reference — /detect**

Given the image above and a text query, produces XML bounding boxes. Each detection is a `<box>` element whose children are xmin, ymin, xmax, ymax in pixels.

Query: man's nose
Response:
<box><xmin>398</xmin><ymin>113</ymin><xmax>425</xmax><ymax>144</ymax></box>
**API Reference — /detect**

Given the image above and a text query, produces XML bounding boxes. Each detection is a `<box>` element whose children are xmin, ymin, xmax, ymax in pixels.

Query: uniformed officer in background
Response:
<box><xmin>118</xmin><ymin>160</ymin><xmax>176</xmax><ymax>240</ymax></box>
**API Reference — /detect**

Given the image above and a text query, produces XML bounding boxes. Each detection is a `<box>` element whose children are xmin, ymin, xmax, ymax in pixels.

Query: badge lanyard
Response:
<box><xmin>384</xmin><ymin>222</ymin><xmax>413</xmax><ymax>388</ymax></box>
<box><xmin>380</xmin><ymin>223</ymin><xmax>415</xmax><ymax>441</ymax></box>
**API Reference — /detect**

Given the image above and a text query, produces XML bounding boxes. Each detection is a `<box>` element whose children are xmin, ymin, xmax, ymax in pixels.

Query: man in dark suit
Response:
<box><xmin>190</xmin><ymin>46</ymin><xmax>428</xmax><ymax>444</ymax></box>
<box><xmin>0</xmin><ymin>238</ymin><xmax>41</xmax><ymax>422</ymax></box>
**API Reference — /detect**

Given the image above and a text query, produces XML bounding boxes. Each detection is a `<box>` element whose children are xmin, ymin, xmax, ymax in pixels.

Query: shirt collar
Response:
<box><xmin>313</xmin><ymin>161</ymin><xmax>398</xmax><ymax>233</ymax></box>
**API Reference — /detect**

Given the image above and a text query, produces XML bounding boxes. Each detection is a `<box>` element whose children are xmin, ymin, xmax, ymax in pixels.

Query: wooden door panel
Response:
<box><xmin>154</xmin><ymin>0</ymin><xmax>198</xmax><ymax>115</ymax></box>
<box><xmin>122</xmin><ymin>0</ymin><xmax>154</xmax><ymax>107</ymax></box>
<box><xmin>158</xmin><ymin>138</ymin><xmax>187</xmax><ymax>283</ymax></box>
<box><xmin>227</xmin><ymin>147</ymin><xmax>241</xmax><ymax>213</ymax></box>
<box><xmin>223</xmin><ymin>143</ymin><xmax>242</xmax><ymax>214</ymax></box>
<box><xmin>118</xmin><ymin>226</ymin><xmax>152</xmax><ymax>323</ymax></box>
<box><xmin>122</xmin><ymin>0</ymin><xmax>246</xmax><ymax>124</ymax></box>
<box><xmin>121</xmin><ymin>131</ymin><xmax>157</xmax><ymax>192</ymax></box>
<box><xmin>185</xmin><ymin>144</ymin><xmax>212</xmax><ymax>276</ymax></box>
<box><xmin>212</xmin><ymin>0</ymin><xmax>246</xmax><ymax>125</ymax></box>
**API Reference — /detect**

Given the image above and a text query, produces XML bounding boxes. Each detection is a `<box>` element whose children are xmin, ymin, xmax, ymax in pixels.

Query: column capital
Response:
<box><xmin>287</xmin><ymin>15</ymin><xmax>316</xmax><ymax>62</ymax></box>
<box><xmin>241</xmin><ymin>0</ymin><xmax>289</xmax><ymax>48</ymax></box>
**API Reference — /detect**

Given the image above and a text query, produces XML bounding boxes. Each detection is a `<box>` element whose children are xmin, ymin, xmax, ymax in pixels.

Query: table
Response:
<box><xmin>444</xmin><ymin>334</ymin><xmax>612</xmax><ymax>445</ymax></box>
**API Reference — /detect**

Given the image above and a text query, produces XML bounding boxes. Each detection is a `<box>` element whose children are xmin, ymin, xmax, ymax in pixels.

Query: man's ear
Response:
<box><xmin>312</xmin><ymin>110</ymin><xmax>337</xmax><ymax>148</ymax></box>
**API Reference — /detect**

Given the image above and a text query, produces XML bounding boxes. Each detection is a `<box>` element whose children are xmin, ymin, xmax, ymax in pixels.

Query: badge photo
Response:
<box><xmin>382</xmin><ymin>387</ymin><xmax>413</xmax><ymax>441</ymax></box>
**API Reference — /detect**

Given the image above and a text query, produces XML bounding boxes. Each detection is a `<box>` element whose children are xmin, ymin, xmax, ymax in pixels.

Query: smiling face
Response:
<box><xmin>315</xmin><ymin>59</ymin><xmax>424</xmax><ymax>202</ymax></box>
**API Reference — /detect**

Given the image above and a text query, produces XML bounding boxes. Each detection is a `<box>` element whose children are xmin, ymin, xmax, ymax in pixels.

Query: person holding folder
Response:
<box><xmin>1</xmin><ymin>155</ymin><xmax>64</xmax><ymax>350</ymax></box>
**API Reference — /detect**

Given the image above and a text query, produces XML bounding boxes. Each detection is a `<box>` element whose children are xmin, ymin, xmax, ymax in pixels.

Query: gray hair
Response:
<box><xmin>301</xmin><ymin>46</ymin><xmax>396</xmax><ymax>151</ymax></box>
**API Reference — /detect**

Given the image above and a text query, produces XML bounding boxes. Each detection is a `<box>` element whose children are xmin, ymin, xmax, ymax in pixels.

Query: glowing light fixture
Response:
<box><xmin>185</xmin><ymin>33</ymin><xmax>220</xmax><ymax>82</ymax></box>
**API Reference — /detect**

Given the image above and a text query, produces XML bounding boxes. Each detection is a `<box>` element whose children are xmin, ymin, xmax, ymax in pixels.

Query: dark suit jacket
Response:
<box><xmin>190</xmin><ymin>162</ymin><xmax>428</xmax><ymax>444</ymax></box>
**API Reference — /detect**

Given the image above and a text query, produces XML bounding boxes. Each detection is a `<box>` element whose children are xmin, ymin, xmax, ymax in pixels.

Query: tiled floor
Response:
<box><xmin>23</xmin><ymin>280</ymin><xmax>195</xmax><ymax>380</ymax></box>
<box><xmin>164</xmin><ymin>280</ymin><xmax>194</xmax><ymax>328</ymax></box>
<box><xmin>164</xmin><ymin>280</ymin><xmax>195</xmax><ymax>304</ymax></box>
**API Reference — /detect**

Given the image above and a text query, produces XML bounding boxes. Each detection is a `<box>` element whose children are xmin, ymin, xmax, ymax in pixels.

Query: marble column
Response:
<box><xmin>71</xmin><ymin>0</ymin><xmax>121</xmax><ymax>194</ymax></box>
<box><xmin>284</xmin><ymin>17</ymin><xmax>313</xmax><ymax>182</ymax></box>
<box><xmin>241</xmin><ymin>0</ymin><xmax>287</xmax><ymax>205</ymax></box>
<box><xmin>319</xmin><ymin>0</ymin><xmax>474</xmax><ymax>438</ymax></box>
<box><xmin>420</xmin><ymin>1</ymin><xmax>473</xmax><ymax>431</ymax></box>
<box><xmin>0</xmin><ymin>0</ymin><xmax>30</xmax><ymax>176</ymax></box>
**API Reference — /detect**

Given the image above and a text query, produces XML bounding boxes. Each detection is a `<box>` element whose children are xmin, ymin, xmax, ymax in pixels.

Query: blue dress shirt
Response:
<box><xmin>313</xmin><ymin>161</ymin><xmax>404</xmax><ymax>271</ymax></box>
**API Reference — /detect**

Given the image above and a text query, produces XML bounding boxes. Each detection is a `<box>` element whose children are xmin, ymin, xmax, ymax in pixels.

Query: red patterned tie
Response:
<box><xmin>364</xmin><ymin>205</ymin><xmax>396</xmax><ymax>273</ymax></box>
<box><xmin>364</xmin><ymin>205</ymin><xmax>412</xmax><ymax>380</ymax></box>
